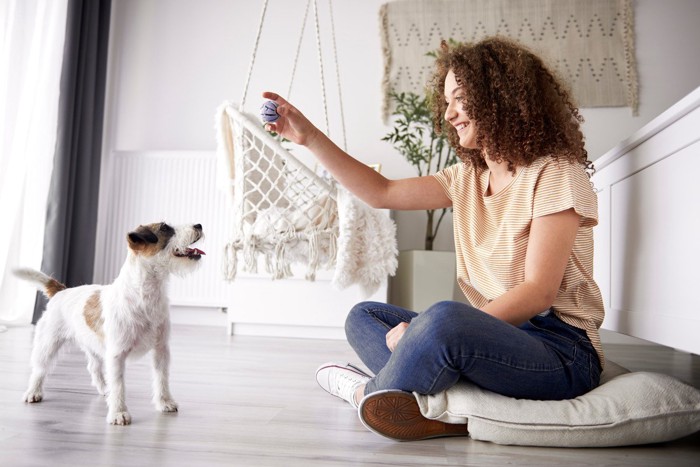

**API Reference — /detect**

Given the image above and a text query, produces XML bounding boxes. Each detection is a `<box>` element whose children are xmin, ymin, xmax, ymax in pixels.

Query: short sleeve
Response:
<box><xmin>532</xmin><ymin>159</ymin><xmax>598</xmax><ymax>227</ymax></box>
<box><xmin>431</xmin><ymin>164</ymin><xmax>461</xmax><ymax>201</ymax></box>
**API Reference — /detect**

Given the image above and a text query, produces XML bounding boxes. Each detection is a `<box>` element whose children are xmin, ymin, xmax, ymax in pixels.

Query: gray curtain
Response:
<box><xmin>32</xmin><ymin>0</ymin><xmax>112</xmax><ymax>323</ymax></box>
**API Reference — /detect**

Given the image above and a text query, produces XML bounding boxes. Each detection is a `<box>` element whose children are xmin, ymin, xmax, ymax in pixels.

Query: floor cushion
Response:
<box><xmin>414</xmin><ymin>360</ymin><xmax>700</xmax><ymax>447</ymax></box>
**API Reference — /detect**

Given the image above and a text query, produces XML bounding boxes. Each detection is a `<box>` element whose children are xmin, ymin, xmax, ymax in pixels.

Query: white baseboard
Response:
<box><xmin>600</xmin><ymin>328</ymin><xmax>656</xmax><ymax>346</ymax></box>
<box><xmin>229</xmin><ymin>322</ymin><xmax>345</xmax><ymax>340</ymax></box>
<box><xmin>174</xmin><ymin>306</ymin><xmax>658</xmax><ymax>348</ymax></box>
<box><xmin>170</xmin><ymin>305</ymin><xmax>228</xmax><ymax>328</ymax></box>
<box><xmin>172</xmin><ymin>304</ymin><xmax>346</xmax><ymax>339</ymax></box>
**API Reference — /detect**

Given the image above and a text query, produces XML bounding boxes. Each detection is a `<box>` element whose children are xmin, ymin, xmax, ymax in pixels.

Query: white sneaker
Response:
<box><xmin>315</xmin><ymin>362</ymin><xmax>371</xmax><ymax>408</ymax></box>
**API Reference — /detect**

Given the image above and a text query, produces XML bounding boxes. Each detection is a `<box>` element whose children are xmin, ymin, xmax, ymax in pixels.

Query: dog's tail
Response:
<box><xmin>13</xmin><ymin>268</ymin><xmax>67</xmax><ymax>299</ymax></box>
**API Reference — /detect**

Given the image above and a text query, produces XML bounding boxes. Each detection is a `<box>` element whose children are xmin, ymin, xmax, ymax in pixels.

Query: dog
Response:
<box><xmin>14</xmin><ymin>222</ymin><xmax>204</xmax><ymax>425</ymax></box>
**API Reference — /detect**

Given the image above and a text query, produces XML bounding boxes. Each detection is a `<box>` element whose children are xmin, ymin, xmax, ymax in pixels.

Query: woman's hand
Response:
<box><xmin>261</xmin><ymin>92</ymin><xmax>321</xmax><ymax>147</ymax></box>
<box><xmin>386</xmin><ymin>322</ymin><xmax>410</xmax><ymax>352</ymax></box>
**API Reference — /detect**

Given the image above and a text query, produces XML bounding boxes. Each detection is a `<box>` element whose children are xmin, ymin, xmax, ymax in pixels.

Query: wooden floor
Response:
<box><xmin>1</xmin><ymin>324</ymin><xmax>699</xmax><ymax>467</ymax></box>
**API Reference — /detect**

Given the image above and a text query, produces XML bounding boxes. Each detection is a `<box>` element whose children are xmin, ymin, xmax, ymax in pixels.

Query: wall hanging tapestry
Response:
<box><xmin>380</xmin><ymin>0</ymin><xmax>638</xmax><ymax>119</ymax></box>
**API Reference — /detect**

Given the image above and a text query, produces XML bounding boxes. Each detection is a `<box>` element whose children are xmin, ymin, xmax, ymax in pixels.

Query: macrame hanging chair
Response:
<box><xmin>216</xmin><ymin>0</ymin><xmax>350</xmax><ymax>282</ymax></box>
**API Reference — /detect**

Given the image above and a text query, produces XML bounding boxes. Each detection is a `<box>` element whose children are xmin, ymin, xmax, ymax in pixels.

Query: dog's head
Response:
<box><xmin>127</xmin><ymin>222</ymin><xmax>205</xmax><ymax>275</ymax></box>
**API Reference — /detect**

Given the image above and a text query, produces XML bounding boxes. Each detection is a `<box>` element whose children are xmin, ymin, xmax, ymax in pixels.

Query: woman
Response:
<box><xmin>262</xmin><ymin>36</ymin><xmax>604</xmax><ymax>441</ymax></box>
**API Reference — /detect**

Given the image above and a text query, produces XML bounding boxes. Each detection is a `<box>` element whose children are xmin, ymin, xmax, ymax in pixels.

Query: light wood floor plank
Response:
<box><xmin>0</xmin><ymin>324</ymin><xmax>698</xmax><ymax>466</ymax></box>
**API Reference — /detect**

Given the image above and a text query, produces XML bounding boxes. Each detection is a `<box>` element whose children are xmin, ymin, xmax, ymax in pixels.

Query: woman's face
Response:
<box><xmin>444</xmin><ymin>70</ymin><xmax>478</xmax><ymax>149</ymax></box>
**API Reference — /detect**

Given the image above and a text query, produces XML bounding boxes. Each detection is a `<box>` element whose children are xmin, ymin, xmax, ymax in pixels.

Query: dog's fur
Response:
<box><xmin>14</xmin><ymin>222</ymin><xmax>204</xmax><ymax>425</ymax></box>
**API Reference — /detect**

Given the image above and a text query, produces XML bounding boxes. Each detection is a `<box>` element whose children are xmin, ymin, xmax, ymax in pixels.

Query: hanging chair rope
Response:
<box><xmin>239</xmin><ymin>0</ymin><xmax>339</xmax><ymax>138</ymax></box>
<box><xmin>327</xmin><ymin>0</ymin><xmax>347</xmax><ymax>151</ymax></box>
<box><xmin>239</xmin><ymin>0</ymin><xmax>269</xmax><ymax>111</ymax></box>
<box><xmin>311</xmin><ymin>0</ymin><xmax>330</xmax><ymax>135</ymax></box>
<box><xmin>287</xmin><ymin>0</ymin><xmax>311</xmax><ymax>100</ymax></box>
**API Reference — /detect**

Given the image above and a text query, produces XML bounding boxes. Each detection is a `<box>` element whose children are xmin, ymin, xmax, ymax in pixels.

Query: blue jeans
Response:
<box><xmin>345</xmin><ymin>301</ymin><xmax>601</xmax><ymax>400</ymax></box>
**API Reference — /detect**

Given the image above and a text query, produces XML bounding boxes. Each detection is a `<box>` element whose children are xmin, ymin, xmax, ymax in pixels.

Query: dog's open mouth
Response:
<box><xmin>174</xmin><ymin>247</ymin><xmax>206</xmax><ymax>260</ymax></box>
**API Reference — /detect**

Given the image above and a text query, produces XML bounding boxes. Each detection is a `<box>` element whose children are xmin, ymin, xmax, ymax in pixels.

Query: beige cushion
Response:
<box><xmin>414</xmin><ymin>361</ymin><xmax>700</xmax><ymax>447</ymax></box>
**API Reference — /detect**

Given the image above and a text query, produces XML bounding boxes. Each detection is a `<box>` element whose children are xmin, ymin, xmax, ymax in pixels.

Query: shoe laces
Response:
<box><xmin>332</xmin><ymin>370</ymin><xmax>368</xmax><ymax>408</ymax></box>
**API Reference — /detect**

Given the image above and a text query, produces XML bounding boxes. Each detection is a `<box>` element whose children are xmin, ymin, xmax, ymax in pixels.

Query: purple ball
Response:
<box><xmin>260</xmin><ymin>100</ymin><xmax>279</xmax><ymax>123</ymax></box>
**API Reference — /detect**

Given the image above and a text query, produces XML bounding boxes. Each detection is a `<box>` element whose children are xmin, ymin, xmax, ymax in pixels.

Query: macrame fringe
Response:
<box><xmin>622</xmin><ymin>0</ymin><xmax>639</xmax><ymax>116</ymax></box>
<box><xmin>222</xmin><ymin>227</ymin><xmax>338</xmax><ymax>283</ymax></box>
<box><xmin>223</xmin><ymin>243</ymin><xmax>238</xmax><ymax>281</ymax></box>
<box><xmin>379</xmin><ymin>3</ymin><xmax>392</xmax><ymax>123</ymax></box>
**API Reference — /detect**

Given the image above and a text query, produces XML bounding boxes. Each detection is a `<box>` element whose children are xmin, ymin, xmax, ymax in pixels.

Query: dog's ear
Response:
<box><xmin>127</xmin><ymin>228</ymin><xmax>159</xmax><ymax>250</ymax></box>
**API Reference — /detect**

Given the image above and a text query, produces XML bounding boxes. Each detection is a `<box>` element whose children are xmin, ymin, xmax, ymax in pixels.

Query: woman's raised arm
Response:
<box><xmin>262</xmin><ymin>91</ymin><xmax>451</xmax><ymax>211</ymax></box>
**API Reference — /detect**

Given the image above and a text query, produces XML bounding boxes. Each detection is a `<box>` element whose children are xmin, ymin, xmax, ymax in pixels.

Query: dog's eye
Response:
<box><xmin>158</xmin><ymin>223</ymin><xmax>175</xmax><ymax>236</ymax></box>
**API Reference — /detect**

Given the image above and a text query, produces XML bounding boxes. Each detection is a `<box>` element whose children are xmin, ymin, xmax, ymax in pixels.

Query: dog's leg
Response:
<box><xmin>85</xmin><ymin>349</ymin><xmax>107</xmax><ymax>396</ymax></box>
<box><xmin>152</xmin><ymin>334</ymin><xmax>178</xmax><ymax>413</ymax></box>
<box><xmin>105</xmin><ymin>348</ymin><xmax>131</xmax><ymax>425</ymax></box>
<box><xmin>23</xmin><ymin>318</ymin><xmax>65</xmax><ymax>403</ymax></box>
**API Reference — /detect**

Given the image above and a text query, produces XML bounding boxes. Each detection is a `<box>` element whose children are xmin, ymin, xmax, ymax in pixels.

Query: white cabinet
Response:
<box><xmin>592</xmin><ymin>87</ymin><xmax>700</xmax><ymax>355</ymax></box>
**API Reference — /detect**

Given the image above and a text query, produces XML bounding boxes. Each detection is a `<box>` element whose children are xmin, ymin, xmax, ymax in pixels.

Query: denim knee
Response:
<box><xmin>412</xmin><ymin>301</ymin><xmax>481</xmax><ymax>339</ymax></box>
<box><xmin>345</xmin><ymin>301</ymin><xmax>378</xmax><ymax>346</ymax></box>
<box><xmin>345</xmin><ymin>301</ymin><xmax>372</xmax><ymax>330</ymax></box>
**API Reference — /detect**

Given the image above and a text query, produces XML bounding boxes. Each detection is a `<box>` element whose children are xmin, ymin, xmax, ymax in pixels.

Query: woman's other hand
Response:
<box><xmin>386</xmin><ymin>322</ymin><xmax>410</xmax><ymax>352</ymax></box>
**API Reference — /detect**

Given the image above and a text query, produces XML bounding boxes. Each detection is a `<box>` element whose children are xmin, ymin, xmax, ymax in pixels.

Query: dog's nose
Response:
<box><xmin>194</xmin><ymin>224</ymin><xmax>202</xmax><ymax>231</ymax></box>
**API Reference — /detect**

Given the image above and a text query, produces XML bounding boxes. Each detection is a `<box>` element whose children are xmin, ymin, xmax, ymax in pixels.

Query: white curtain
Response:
<box><xmin>0</xmin><ymin>0</ymin><xmax>68</xmax><ymax>329</ymax></box>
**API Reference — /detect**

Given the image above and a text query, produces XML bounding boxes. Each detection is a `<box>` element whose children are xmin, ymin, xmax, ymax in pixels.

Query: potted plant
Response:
<box><xmin>383</xmin><ymin>90</ymin><xmax>462</xmax><ymax>311</ymax></box>
<box><xmin>382</xmin><ymin>91</ymin><xmax>458</xmax><ymax>250</ymax></box>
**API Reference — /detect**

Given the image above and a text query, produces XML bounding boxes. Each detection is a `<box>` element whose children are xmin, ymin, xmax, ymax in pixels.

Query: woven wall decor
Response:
<box><xmin>380</xmin><ymin>0</ymin><xmax>638</xmax><ymax>120</ymax></box>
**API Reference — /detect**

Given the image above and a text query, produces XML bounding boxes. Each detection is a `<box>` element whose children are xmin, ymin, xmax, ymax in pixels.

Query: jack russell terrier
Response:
<box><xmin>15</xmin><ymin>222</ymin><xmax>204</xmax><ymax>425</ymax></box>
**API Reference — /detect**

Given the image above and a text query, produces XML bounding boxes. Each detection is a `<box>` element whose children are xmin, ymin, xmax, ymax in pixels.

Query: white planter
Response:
<box><xmin>390</xmin><ymin>250</ymin><xmax>467</xmax><ymax>312</ymax></box>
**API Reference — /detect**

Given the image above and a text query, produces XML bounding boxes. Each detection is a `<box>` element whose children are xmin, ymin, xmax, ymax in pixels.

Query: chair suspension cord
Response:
<box><xmin>312</xmin><ymin>0</ymin><xmax>330</xmax><ymax>136</ymax></box>
<box><xmin>240</xmin><ymin>0</ymin><xmax>269</xmax><ymax>111</ymax></box>
<box><xmin>327</xmin><ymin>0</ymin><xmax>347</xmax><ymax>151</ymax></box>
<box><xmin>287</xmin><ymin>0</ymin><xmax>312</xmax><ymax>100</ymax></box>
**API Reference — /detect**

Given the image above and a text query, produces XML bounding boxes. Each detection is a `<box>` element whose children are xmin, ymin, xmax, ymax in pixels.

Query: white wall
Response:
<box><xmin>580</xmin><ymin>0</ymin><xmax>700</xmax><ymax>160</ymax></box>
<box><xmin>104</xmin><ymin>0</ymin><xmax>700</xmax><ymax>254</ymax></box>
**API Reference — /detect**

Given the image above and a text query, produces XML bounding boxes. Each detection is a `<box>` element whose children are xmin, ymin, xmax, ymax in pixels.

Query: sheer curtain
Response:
<box><xmin>0</xmin><ymin>0</ymin><xmax>69</xmax><ymax>329</ymax></box>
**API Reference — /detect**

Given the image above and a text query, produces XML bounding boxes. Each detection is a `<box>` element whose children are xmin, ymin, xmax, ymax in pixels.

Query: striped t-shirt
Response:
<box><xmin>432</xmin><ymin>156</ymin><xmax>605</xmax><ymax>365</ymax></box>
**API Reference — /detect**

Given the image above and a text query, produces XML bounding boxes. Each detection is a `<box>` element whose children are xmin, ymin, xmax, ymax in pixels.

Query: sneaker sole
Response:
<box><xmin>358</xmin><ymin>390</ymin><xmax>469</xmax><ymax>441</ymax></box>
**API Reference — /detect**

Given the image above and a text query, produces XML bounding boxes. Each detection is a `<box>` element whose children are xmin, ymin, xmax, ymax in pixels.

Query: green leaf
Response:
<box><xmin>383</xmin><ymin>86</ymin><xmax>458</xmax><ymax>249</ymax></box>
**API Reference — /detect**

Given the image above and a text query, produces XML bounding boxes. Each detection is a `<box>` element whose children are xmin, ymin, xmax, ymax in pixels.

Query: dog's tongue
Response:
<box><xmin>189</xmin><ymin>248</ymin><xmax>205</xmax><ymax>256</ymax></box>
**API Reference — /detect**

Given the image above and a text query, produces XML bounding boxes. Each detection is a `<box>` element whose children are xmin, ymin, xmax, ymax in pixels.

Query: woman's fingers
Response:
<box><xmin>386</xmin><ymin>322</ymin><xmax>409</xmax><ymax>352</ymax></box>
<box><xmin>262</xmin><ymin>90</ymin><xmax>280</xmax><ymax>101</ymax></box>
<box><xmin>262</xmin><ymin>91</ymin><xmax>290</xmax><ymax>108</ymax></box>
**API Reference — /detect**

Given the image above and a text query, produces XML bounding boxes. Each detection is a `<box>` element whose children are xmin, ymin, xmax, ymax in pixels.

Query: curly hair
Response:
<box><xmin>428</xmin><ymin>36</ymin><xmax>593</xmax><ymax>175</ymax></box>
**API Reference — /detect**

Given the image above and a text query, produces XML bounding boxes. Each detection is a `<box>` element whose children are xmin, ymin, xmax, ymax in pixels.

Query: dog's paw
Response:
<box><xmin>23</xmin><ymin>389</ymin><xmax>43</xmax><ymax>403</ymax></box>
<box><xmin>107</xmin><ymin>411</ymin><xmax>132</xmax><ymax>425</ymax></box>
<box><xmin>156</xmin><ymin>399</ymin><xmax>179</xmax><ymax>412</ymax></box>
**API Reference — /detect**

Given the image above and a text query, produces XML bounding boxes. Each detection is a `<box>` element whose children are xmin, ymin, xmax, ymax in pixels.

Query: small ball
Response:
<box><xmin>260</xmin><ymin>100</ymin><xmax>279</xmax><ymax>123</ymax></box>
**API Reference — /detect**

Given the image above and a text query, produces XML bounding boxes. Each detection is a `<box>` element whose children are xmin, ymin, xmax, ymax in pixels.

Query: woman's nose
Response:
<box><xmin>445</xmin><ymin>103</ymin><xmax>456</xmax><ymax>121</ymax></box>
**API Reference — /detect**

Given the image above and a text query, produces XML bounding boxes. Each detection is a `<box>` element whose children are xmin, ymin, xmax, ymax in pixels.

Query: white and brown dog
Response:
<box><xmin>14</xmin><ymin>222</ymin><xmax>204</xmax><ymax>425</ymax></box>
